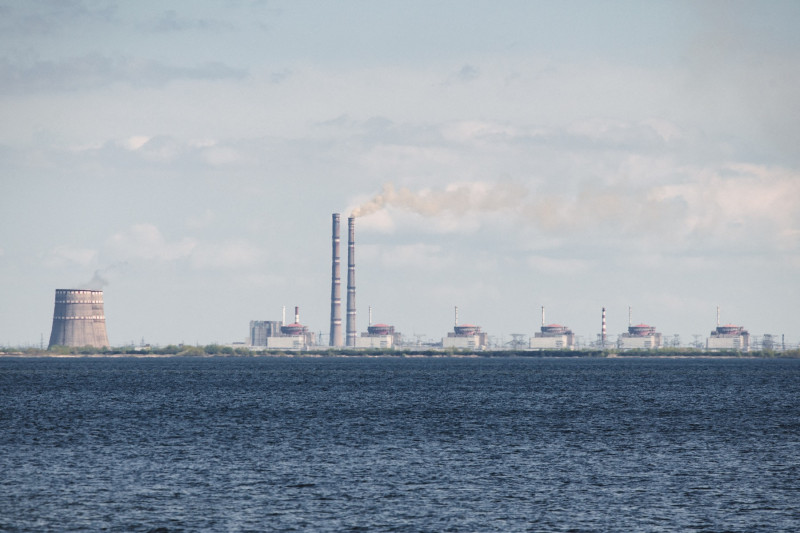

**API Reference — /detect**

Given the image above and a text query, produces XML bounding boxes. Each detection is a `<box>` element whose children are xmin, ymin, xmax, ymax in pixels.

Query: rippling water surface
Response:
<box><xmin>2</xmin><ymin>356</ymin><xmax>799</xmax><ymax>532</ymax></box>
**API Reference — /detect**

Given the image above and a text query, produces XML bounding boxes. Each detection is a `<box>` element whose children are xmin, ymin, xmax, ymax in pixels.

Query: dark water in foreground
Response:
<box><xmin>1</xmin><ymin>357</ymin><xmax>799</xmax><ymax>532</ymax></box>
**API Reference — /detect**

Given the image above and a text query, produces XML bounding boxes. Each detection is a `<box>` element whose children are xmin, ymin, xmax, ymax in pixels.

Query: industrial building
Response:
<box><xmin>356</xmin><ymin>323</ymin><xmax>397</xmax><ymax>349</ymax></box>
<box><xmin>48</xmin><ymin>289</ymin><xmax>109</xmax><ymax>348</ymax></box>
<box><xmin>707</xmin><ymin>325</ymin><xmax>750</xmax><ymax>351</ymax></box>
<box><xmin>617</xmin><ymin>308</ymin><xmax>662</xmax><ymax>350</ymax></box>
<box><xmin>443</xmin><ymin>307</ymin><xmax>488</xmax><ymax>350</ymax></box>
<box><xmin>249</xmin><ymin>320</ymin><xmax>281</xmax><ymax>346</ymax></box>
<box><xmin>707</xmin><ymin>308</ymin><xmax>749</xmax><ymax>351</ymax></box>
<box><xmin>618</xmin><ymin>324</ymin><xmax>663</xmax><ymax>350</ymax></box>
<box><xmin>354</xmin><ymin>307</ymin><xmax>398</xmax><ymax>349</ymax></box>
<box><xmin>530</xmin><ymin>307</ymin><xmax>575</xmax><ymax>350</ymax></box>
<box><xmin>249</xmin><ymin>307</ymin><xmax>315</xmax><ymax>350</ymax></box>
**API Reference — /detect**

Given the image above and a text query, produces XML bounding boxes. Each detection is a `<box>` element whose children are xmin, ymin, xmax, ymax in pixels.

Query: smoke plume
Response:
<box><xmin>350</xmin><ymin>182</ymin><xmax>528</xmax><ymax>218</ymax></box>
<box><xmin>76</xmin><ymin>262</ymin><xmax>127</xmax><ymax>290</ymax></box>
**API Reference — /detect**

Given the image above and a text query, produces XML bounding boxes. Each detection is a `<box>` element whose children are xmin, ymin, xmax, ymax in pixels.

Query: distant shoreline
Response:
<box><xmin>2</xmin><ymin>349</ymin><xmax>798</xmax><ymax>359</ymax></box>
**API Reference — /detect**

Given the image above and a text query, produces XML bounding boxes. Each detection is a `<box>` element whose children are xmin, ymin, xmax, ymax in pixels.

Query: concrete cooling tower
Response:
<box><xmin>48</xmin><ymin>289</ymin><xmax>109</xmax><ymax>348</ymax></box>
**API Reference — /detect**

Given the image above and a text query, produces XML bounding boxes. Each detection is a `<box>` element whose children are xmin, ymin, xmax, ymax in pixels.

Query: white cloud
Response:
<box><xmin>526</xmin><ymin>255</ymin><xmax>589</xmax><ymax>275</ymax></box>
<box><xmin>45</xmin><ymin>245</ymin><xmax>98</xmax><ymax>267</ymax></box>
<box><xmin>190</xmin><ymin>240</ymin><xmax>263</xmax><ymax>269</ymax></box>
<box><xmin>105</xmin><ymin>224</ymin><xmax>264</xmax><ymax>270</ymax></box>
<box><xmin>121</xmin><ymin>135</ymin><xmax>151</xmax><ymax>150</ymax></box>
<box><xmin>107</xmin><ymin>224</ymin><xmax>196</xmax><ymax>262</ymax></box>
<box><xmin>360</xmin><ymin>243</ymin><xmax>452</xmax><ymax>272</ymax></box>
<box><xmin>202</xmin><ymin>145</ymin><xmax>242</xmax><ymax>166</ymax></box>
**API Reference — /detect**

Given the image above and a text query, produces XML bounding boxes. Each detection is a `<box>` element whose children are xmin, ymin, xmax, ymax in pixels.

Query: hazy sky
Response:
<box><xmin>2</xmin><ymin>0</ymin><xmax>799</xmax><ymax>347</ymax></box>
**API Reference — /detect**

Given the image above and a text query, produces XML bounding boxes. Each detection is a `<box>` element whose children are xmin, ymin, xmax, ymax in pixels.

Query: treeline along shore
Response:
<box><xmin>2</xmin><ymin>345</ymin><xmax>800</xmax><ymax>358</ymax></box>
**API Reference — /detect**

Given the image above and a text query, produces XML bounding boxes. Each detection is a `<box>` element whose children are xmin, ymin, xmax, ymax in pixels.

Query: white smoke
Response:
<box><xmin>76</xmin><ymin>262</ymin><xmax>127</xmax><ymax>290</ymax></box>
<box><xmin>350</xmin><ymin>182</ymin><xmax>528</xmax><ymax>218</ymax></box>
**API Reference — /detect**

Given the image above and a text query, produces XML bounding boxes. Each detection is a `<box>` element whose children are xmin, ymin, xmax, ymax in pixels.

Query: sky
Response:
<box><xmin>1</xmin><ymin>0</ymin><xmax>799</xmax><ymax>348</ymax></box>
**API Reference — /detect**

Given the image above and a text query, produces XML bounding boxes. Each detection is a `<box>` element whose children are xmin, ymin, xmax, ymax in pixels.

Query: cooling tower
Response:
<box><xmin>346</xmin><ymin>215</ymin><xmax>356</xmax><ymax>347</ymax></box>
<box><xmin>48</xmin><ymin>289</ymin><xmax>109</xmax><ymax>348</ymax></box>
<box><xmin>330</xmin><ymin>213</ymin><xmax>343</xmax><ymax>347</ymax></box>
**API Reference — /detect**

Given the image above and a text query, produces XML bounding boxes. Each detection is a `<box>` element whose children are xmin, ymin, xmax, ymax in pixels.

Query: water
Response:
<box><xmin>1</xmin><ymin>357</ymin><xmax>799</xmax><ymax>532</ymax></box>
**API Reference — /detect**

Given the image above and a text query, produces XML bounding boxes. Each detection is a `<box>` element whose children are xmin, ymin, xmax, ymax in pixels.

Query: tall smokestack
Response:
<box><xmin>454</xmin><ymin>306</ymin><xmax>459</xmax><ymax>327</ymax></box>
<box><xmin>294</xmin><ymin>306</ymin><xmax>300</xmax><ymax>324</ymax></box>
<box><xmin>346</xmin><ymin>216</ymin><xmax>356</xmax><ymax>346</ymax></box>
<box><xmin>330</xmin><ymin>214</ymin><xmax>343</xmax><ymax>347</ymax></box>
<box><xmin>601</xmin><ymin>307</ymin><xmax>607</xmax><ymax>347</ymax></box>
<box><xmin>716</xmin><ymin>305</ymin><xmax>720</xmax><ymax>327</ymax></box>
<box><xmin>628</xmin><ymin>305</ymin><xmax>632</xmax><ymax>327</ymax></box>
<box><xmin>541</xmin><ymin>306</ymin><xmax>545</xmax><ymax>327</ymax></box>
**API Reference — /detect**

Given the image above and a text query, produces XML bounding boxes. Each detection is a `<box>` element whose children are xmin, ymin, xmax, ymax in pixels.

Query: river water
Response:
<box><xmin>1</xmin><ymin>356</ymin><xmax>798</xmax><ymax>531</ymax></box>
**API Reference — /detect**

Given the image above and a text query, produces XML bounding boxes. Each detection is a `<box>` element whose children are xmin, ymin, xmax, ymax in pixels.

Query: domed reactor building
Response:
<box><xmin>530</xmin><ymin>307</ymin><xmax>575</xmax><ymax>350</ymax></box>
<box><xmin>442</xmin><ymin>307</ymin><xmax>488</xmax><ymax>350</ymax></box>
<box><xmin>48</xmin><ymin>289</ymin><xmax>110</xmax><ymax>348</ymax></box>
<box><xmin>706</xmin><ymin>307</ymin><xmax>750</xmax><ymax>351</ymax></box>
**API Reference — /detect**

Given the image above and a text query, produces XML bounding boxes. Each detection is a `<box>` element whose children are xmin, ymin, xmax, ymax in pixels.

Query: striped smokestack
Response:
<box><xmin>601</xmin><ymin>307</ymin><xmax>607</xmax><ymax>347</ymax></box>
<box><xmin>329</xmin><ymin>213</ymin><xmax>343</xmax><ymax>347</ymax></box>
<box><xmin>346</xmin><ymin>215</ymin><xmax>356</xmax><ymax>347</ymax></box>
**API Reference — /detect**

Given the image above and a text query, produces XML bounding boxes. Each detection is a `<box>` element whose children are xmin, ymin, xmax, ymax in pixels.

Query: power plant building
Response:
<box><xmin>530</xmin><ymin>324</ymin><xmax>575</xmax><ymax>350</ymax></box>
<box><xmin>443</xmin><ymin>324</ymin><xmax>488</xmax><ymax>350</ymax></box>
<box><xmin>249</xmin><ymin>320</ymin><xmax>281</xmax><ymax>346</ymax></box>
<box><xmin>443</xmin><ymin>308</ymin><xmax>488</xmax><ymax>350</ymax></box>
<box><xmin>355</xmin><ymin>323</ymin><xmax>397</xmax><ymax>349</ymax></box>
<box><xmin>48</xmin><ymin>289</ymin><xmax>110</xmax><ymax>348</ymax></box>
<box><xmin>249</xmin><ymin>307</ymin><xmax>315</xmax><ymax>350</ymax></box>
<box><xmin>618</xmin><ymin>324</ymin><xmax>662</xmax><ymax>350</ymax></box>
<box><xmin>707</xmin><ymin>325</ymin><xmax>750</xmax><ymax>351</ymax></box>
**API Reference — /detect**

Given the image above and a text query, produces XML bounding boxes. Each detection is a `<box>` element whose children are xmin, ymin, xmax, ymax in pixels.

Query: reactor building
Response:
<box><xmin>618</xmin><ymin>323</ymin><xmax>663</xmax><ymax>350</ymax></box>
<box><xmin>442</xmin><ymin>307</ymin><xmax>488</xmax><ymax>350</ymax></box>
<box><xmin>706</xmin><ymin>307</ymin><xmax>749</xmax><ymax>351</ymax></box>
<box><xmin>48</xmin><ymin>289</ymin><xmax>110</xmax><ymax>348</ymax></box>
<box><xmin>530</xmin><ymin>307</ymin><xmax>575</xmax><ymax>350</ymax></box>
<box><xmin>249</xmin><ymin>306</ymin><xmax>315</xmax><ymax>350</ymax></box>
<box><xmin>354</xmin><ymin>307</ymin><xmax>399</xmax><ymax>349</ymax></box>
<box><xmin>617</xmin><ymin>308</ymin><xmax>662</xmax><ymax>350</ymax></box>
<box><xmin>356</xmin><ymin>323</ymin><xmax>397</xmax><ymax>349</ymax></box>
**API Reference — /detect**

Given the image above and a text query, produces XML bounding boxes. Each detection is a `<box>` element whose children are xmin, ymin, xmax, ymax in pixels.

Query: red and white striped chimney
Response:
<box><xmin>602</xmin><ymin>307</ymin><xmax>607</xmax><ymax>347</ymax></box>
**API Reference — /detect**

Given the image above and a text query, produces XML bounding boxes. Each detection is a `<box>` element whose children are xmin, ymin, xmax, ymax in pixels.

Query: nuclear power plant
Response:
<box><xmin>41</xmin><ymin>213</ymin><xmax>779</xmax><ymax>353</ymax></box>
<box><xmin>237</xmin><ymin>213</ymin><xmax>774</xmax><ymax>353</ymax></box>
<box><xmin>48</xmin><ymin>289</ymin><xmax>109</xmax><ymax>348</ymax></box>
